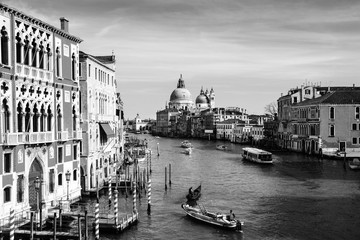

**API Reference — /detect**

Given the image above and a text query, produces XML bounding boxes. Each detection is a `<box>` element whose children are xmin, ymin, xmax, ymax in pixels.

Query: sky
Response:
<box><xmin>5</xmin><ymin>0</ymin><xmax>360</xmax><ymax>119</ymax></box>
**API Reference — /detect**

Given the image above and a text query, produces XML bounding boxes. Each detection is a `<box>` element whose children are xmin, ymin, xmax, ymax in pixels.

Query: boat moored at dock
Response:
<box><xmin>242</xmin><ymin>147</ymin><xmax>273</xmax><ymax>164</ymax></box>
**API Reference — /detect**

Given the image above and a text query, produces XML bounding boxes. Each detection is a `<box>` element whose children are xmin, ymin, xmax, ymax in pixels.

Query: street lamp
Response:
<box><xmin>65</xmin><ymin>170</ymin><xmax>71</xmax><ymax>200</ymax></box>
<box><xmin>34</xmin><ymin>177</ymin><xmax>41</xmax><ymax>230</ymax></box>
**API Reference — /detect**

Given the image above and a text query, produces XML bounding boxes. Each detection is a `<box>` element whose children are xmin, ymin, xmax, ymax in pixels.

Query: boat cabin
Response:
<box><xmin>242</xmin><ymin>147</ymin><xmax>273</xmax><ymax>164</ymax></box>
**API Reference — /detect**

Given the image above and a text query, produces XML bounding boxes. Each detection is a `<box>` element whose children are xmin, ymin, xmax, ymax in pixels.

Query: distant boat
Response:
<box><xmin>181</xmin><ymin>203</ymin><xmax>243</xmax><ymax>231</ymax></box>
<box><xmin>216</xmin><ymin>145</ymin><xmax>228</xmax><ymax>151</ymax></box>
<box><xmin>181</xmin><ymin>140</ymin><xmax>192</xmax><ymax>148</ymax></box>
<box><xmin>242</xmin><ymin>147</ymin><xmax>273</xmax><ymax>164</ymax></box>
<box><xmin>349</xmin><ymin>158</ymin><xmax>360</xmax><ymax>170</ymax></box>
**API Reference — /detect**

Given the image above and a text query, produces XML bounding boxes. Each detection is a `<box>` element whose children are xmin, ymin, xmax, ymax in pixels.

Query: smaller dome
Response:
<box><xmin>195</xmin><ymin>94</ymin><xmax>209</xmax><ymax>104</ymax></box>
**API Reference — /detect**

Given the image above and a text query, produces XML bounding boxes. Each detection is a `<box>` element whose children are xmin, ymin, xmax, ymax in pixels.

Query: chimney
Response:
<box><xmin>60</xmin><ymin>17</ymin><xmax>69</xmax><ymax>32</ymax></box>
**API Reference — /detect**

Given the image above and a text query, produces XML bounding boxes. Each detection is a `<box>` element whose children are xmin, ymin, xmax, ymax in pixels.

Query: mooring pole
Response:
<box><xmin>147</xmin><ymin>178</ymin><xmax>151</xmax><ymax>213</ymax></box>
<box><xmin>53</xmin><ymin>212</ymin><xmax>57</xmax><ymax>240</ymax></box>
<box><xmin>30</xmin><ymin>211</ymin><xmax>34</xmax><ymax>240</ymax></box>
<box><xmin>95</xmin><ymin>199</ymin><xmax>100</xmax><ymax>240</ymax></box>
<box><xmin>157</xmin><ymin>143</ymin><xmax>160</xmax><ymax>156</ymax></box>
<box><xmin>169</xmin><ymin>163</ymin><xmax>172</xmax><ymax>186</ymax></box>
<box><xmin>84</xmin><ymin>210</ymin><xmax>88</xmax><ymax>240</ymax></box>
<box><xmin>9</xmin><ymin>208</ymin><xmax>14</xmax><ymax>240</ymax></box>
<box><xmin>78</xmin><ymin>214</ymin><xmax>82</xmax><ymax>240</ymax></box>
<box><xmin>165</xmin><ymin>166</ymin><xmax>168</xmax><ymax>190</ymax></box>
<box><xmin>114</xmin><ymin>188</ymin><xmax>119</xmax><ymax>227</ymax></box>
<box><xmin>108</xmin><ymin>175</ymin><xmax>112</xmax><ymax>208</ymax></box>
<box><xmin>133</xmin><ymin>181</ymin><xmax>137</xmax><ymax>214</ymax></box>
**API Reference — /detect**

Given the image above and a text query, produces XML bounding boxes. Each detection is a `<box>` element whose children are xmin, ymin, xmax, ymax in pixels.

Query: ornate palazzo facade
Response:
<box><xmin>0</xmin><ymin>3</ymin><xmax>82</xmax><ymax>220</ymax></box>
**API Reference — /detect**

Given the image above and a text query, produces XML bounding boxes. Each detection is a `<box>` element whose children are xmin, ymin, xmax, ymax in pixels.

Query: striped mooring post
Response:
<box><xmin>147</xmin><ymin>178</ymin><xmax>151</xmax><ymax>213</ymax></box>
<box><xmin>133</xmin><ymin>181</ymin><xmax>137</xmax><ymax>214</ymax></box>
<box><xmin>108</xmin><ymin>175</ymin><xmax>112</xmax><ymax>206</ymax></box>
<box><xmin>95</xmin><ymin>199</ymin><xmax>100</xmax><ymax>240</ymax></box>
<box><xmin>9</xmin><ymin>208</ymin><xmax>15</xmax><ymax>240</ymax></box>
<box><xmin>114</xmin><ymin>189</ymin><xmax>119</xmax><ymax>227</ymax></box>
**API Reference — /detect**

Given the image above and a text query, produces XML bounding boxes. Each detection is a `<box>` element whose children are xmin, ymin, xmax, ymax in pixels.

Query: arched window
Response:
<box><xmin>3</xmin><ymin>186</ymin><xmax>11</xmax><ymax>203</ymax></box>
<box><xmin>25</xmin><ymin>103</ymin><xmax>31</xmax><ymax>132</ymax></box>
<box><xmin>40</xmin><ymin>104</ymin><xmax>46</xmax><ymax>132</ymax></box>
<box><xmin>71</xmin><ymin>53</ymin><xmax>76</xmax><ymax>80</ymax></box>
<box><xmin>31</xmin><ymin>39</ymin><xmax>37</xmax><ymax>67</ymax></box>
<box><xmin>16</xmin><ymin>33</ymin><xmax>22</xmax><ymax>64</ymax></box>
<box><xmin>17</xmin><ymin>103</ymin><xmax>23</xmax><ymax>132</ymax></box>
<box><xmin>329</xmin><ymin>125</ymin><xmax>335</xmax><ymax>137</ymax></box>
<box><xmin>47</xmin><ymin>105</ymin><xmax>52</xmax><ymax>131</ymax></box>
<box><xmin>39</xmin><ymin>43</ymin><xmax>44</xmax><ymax>69</ymax></box>
<box><xmin>2</xmin><ymin>99</ymin><xmax>10</xmax><ymax>132</ymax></box>
<box><xmin>57</xmin><ymin>105</ymin><xmax>62</xmax><ymax>131</ymax></box>
<box><xmin>46</xmin><ymin>44</ymin><xmax>51</xmax><ymax>71</ymax></box>
<box><xmin>1</xmin><ymin>26</ymin><xmax>9</xmax><ymax>65</ymax></box>
<box><xmin>56</xmin><ymin>47</ymin><xmax>60</xmax><ymax>77</ymax></box>
<box><xmin>72</xmin><ymin>106</ymin><xmax>77</xmax><ymax>131</ymax></box>
<box><xmin>23</xmin><ymin>36</ymin><xmax>30</xmax><ymax>65</ymax></box>
<box><xmin>17</xmin><ymin>175</ymin><xmax>24</xmax><ymax>203</ymax></box>
<box><xmin>33</xmin><ymin>104</ymin><xmax>39</xmax><ymax>132</ymax></box>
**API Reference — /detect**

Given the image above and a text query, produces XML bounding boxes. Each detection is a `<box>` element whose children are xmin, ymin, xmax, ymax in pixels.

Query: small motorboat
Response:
<box><xmin>181</xmin><ymin>140</ymin><xmax>192</xmax><ymax>148</ymax></box>
<box><xmin>181</xmin><ymin>203</ymin><xmax>243</xmax><ymax>231</ymax></box>
<box><xmin>216</xmin><ymin>145</ymin><xmax>228</xmax><ymax>151</ymax></box>
<box><xmin>186</xmin><ymin>185</ymin><xmax>201</xmax><ymax>201</ymax></box>
<box><xmin>184</xmin><ymin>148</ymin><xmax>192</xmax><ymax>155</ymax></box>
<box><xmin>349</xmin><ymin>158</ymin><xmax>360</xmax><ymax>170</ymax></box>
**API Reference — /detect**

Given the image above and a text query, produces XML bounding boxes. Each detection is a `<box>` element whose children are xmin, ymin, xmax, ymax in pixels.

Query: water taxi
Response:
<box><xmin>242</xmin><ymin>147</ymin><xmax>273</xmax><ymax>164</ymax></box>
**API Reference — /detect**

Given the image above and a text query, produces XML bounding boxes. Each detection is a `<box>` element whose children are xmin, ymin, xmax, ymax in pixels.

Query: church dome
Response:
<box><xmin>170</xmin><ymin>88</ymin><xmax>192</xmax><ymax>102</ymax></box>
<box><xmin>195</xmin><ymin>94</ymin><xmax>209</xmax><ymax>104</ymax></box>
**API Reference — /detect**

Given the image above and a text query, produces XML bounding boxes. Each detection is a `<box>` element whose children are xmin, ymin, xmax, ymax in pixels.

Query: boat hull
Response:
<box><xmin>181</xmin><ymin>204</ymin><xmax>242</xmax><ymax>231</ymax></box>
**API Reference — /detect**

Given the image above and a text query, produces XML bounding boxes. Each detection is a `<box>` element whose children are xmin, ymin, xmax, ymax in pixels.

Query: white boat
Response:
<box><xmin>184</xmin><ymin>148</ymin><xmax>192</xmax><ymax>155</ymax></box>
<box><xmin>349</xmin><ymin>158</ymin><xmax>360</xmax><ymax>170</ymax></box>
<box><xmin>216</xmin><ymin>145</ymin><xmax>228</xmax><ymax>151</ymax></box>
<box><xmin>242</xmin><ymin>147</ymin><xmax>273</xmax><ymax>164</ymax></box>
<box><xmin>181</xmin><ymin>140</ymin><xmax>192</xmax><ymax>148</ymax></box>
<box><xmin>181</xmin><ymin>203</ymin><xmax>243</xmax><ymax>231</ymax></box>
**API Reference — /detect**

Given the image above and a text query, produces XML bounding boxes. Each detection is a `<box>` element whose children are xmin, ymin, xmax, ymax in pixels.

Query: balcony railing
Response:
<box><xmin>22</xmin><ymin>132</ymin><xmax>54</xmax><ymax>144</ymax></box>
<box><xmin>15</xmin><ymin>64</ymin><xmax>53</xmax><ymax>83</ymax></box>
<box><xmin>73</xmin><ymin>129</ymin><xmax>82</xmax><ymax>139</ymax></box>
<box><xmin>2</xmin><ymin>133</ymin><xmax>20</xmax><ymax>145</ymax></box>
<box><xmin>57</xmin><ymin>131</ymin><xmax>68</xmax><ymax>141</ymax></box>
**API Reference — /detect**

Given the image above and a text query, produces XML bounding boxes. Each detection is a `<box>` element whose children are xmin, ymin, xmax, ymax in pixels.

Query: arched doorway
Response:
<box><xmin>28</xmin><ymin>158</ymin><xmax>43</xmax><ymax>211</ymax></box>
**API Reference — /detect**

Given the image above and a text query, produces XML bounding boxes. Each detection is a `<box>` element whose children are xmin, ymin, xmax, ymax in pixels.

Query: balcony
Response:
<box><xmin>2</xmin><ymin>133</ymin><xmax>20</xmax><ymax>145</ymax></box>
<box><xmin>73</xmin><ymin>129</ymin><xmax>83</xmax><ymax>139</ymax></box>
<box><xmin>57</xmin><ymin>131</ymin><xmax>68</xmax><ymax>141</ymax></box>
<box><xmin>22</xmin><ymin>132</ymin><xmax>54</xmax><ymax>144</ymax></box>
<box><xmin>15</xmin><ymin>64</ymin><xmax>53</xmax><ymax>83</ymax></box>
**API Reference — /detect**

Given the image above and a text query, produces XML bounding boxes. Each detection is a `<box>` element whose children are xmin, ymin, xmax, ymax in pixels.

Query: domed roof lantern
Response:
<box><xmin>200</xmin><ymin>86</ymin><xmax>204</xmax><ymax>95</ymax></box>
<box><xmin>177</xmin><ymin>74</ymin><xmax>185</xmax><ymax>88</ymax></box>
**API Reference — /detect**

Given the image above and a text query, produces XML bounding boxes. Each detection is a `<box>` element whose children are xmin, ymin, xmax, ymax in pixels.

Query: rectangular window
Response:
<box><xmin>78</xmin><ymin>62</ymin><xmax>82</xmax><ymax>77</ymax></box>
<box><xmin>329</xmin><ymin>107</ymin><xmax>335</xmax><ymax>119</ymax></box>
<box><xmin>49</xmin><ymin>169</ymin><xmax>55</xmax><ymax>193</ymax></box>
<box><xmin>4</xmin><ymin>153</ymin><xmax>11</xmax><ymax>173</ymax></box>
<box><xmin>329</xmin><ymin>124</ymin><xmax>335</xmax><ymax>137</ymax></box>
<box><xmin>353</xmin><ymin>138</ymin><xmax>358</xmax><ymax>144</ymax></box>
<box><xmin>58</xmin><ymin>147</ymin><xmax>63</xmax><ymax>163</ymax></box>
<box><xmin>88</xmin><ymin>64</ymin><xmax>91</xmax><ymax>77</ymax></box>
<box><xmin>352</xmin><ymin>123</ymin><xmax>357</xmax><ymax>131</ymax></box>
<box><xmin>58</xmin><ymin>174</ymin><xmax>63</xmax><ymax>186</ymax></box>
<box><xmin>17</xmin><ymin>175</ymin><xmax>24</xmax><ymax>203</ymax></box>
<box><xmin>95</xmin><ymin>67</ymin><xmax>97</xmax><ymax>79</ymax></box>
<box><xmin>4</xmin><ymin>187</ymin><xmax>11</xmax><ymax>203</ymax></box>
<box><xmin>356</xmin><ymin>107</ymin><xmax>360</xmax><ymax>119</ymax></box>
<box><xmin>73</xmin><ymin>145</ymin><xmax>77</xmax><ymax>160</ymax></box>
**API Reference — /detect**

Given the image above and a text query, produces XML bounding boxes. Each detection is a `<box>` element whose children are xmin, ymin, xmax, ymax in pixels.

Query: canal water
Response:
<box><xmin>89</xmin><ymin>135</ymin><xmax>360</xmax><ymax>240</ymax></box>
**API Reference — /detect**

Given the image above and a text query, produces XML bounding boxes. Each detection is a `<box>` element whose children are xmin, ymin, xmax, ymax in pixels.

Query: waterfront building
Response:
<box><xmin>289</xmin><ymin>89</ymin><xmax>360</xmax><ymax>154</ymax></box>
<box><xmin>130</xmin><ymin>114</ymin><xmax>152</xmax><ymax>132</ymax></box>
<box><xmin>79</xmin><ymin>51</ymin><xmax>119</xmax><ymax>194</ymax></box>
<box><xmin>0</xmin><ymin>3</ymin><xmax>82</xmax><ymax>222</ymax></box>
<box><xmin>216</xmin><ymin>119</ymin><xmax>238</xmax><ymax>141</ymax></box>
<box><xmin>155</xmin><ymin>108</ymin><xmax>181</xmax><ymax>136</ymax></box>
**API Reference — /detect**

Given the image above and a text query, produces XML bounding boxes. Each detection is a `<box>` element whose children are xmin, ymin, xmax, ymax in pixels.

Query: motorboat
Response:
<box><xmin>349</xmin><ymin>158</ymin><xmax>360</xmax><ymax>170</ymax></box>
<box><xmin>242</xmin><ymin>147</ymin><xmax>273</xmax><ymax>164</ymax></box>
<box><xmin>216</xmin><ymin>145</ymin><xmax>228</xmax><ymax>151</ymax></box>
<box><xmin>181</xmin><ymin>203</ymin><xmax>243</xmax><ymax>231</ymax></box>
<box><xmin>181</xmin><ymin>140</ymin><xmax>192</xmax><ymax>148</ymax></box>
<box><xmin>186</xmin><ymin>185</ymin><xmax>201</xmax><ymax>201</ymax></box>
<box><xmin>184</xmin><ymin>148</ymin><xmax>192</xmax><ymax>155</ymax></box>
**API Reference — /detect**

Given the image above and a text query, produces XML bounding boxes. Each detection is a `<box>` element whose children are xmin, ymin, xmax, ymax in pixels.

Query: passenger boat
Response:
<box><xmin>186</xmin><ymin>185</ymin><xmax>201</xmax><ymax>201</ymax></box>
<box><xmin>216</xmin><ymin>145</ymin><xmax>228</xmax><ymax>151</ymax></box>
<box><xmin>349</xmin><ymin>158</ymin><xmax>360</xmax><ymax>170</ymax></box>
<box><xmin>242</xmin><ymin>147</ymin><xmax>273</xmax><ymax>164</ymax></box>
<box><xmin>181</xmin><ymin>203</ymin><xmax>243</xmax><ymax>231</ymax></box>
<box><xmin>181</xmin><ymin>140</ymin><xmax>192</xmax><ymax>148</ymax></box>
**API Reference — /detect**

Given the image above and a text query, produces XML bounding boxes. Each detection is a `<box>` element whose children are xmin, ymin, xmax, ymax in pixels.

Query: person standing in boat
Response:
<box><xmin>228</xmin><ymin>210</ymin><xmax>235</xmax><ymax>221</ymax></box>
<box><xmin>188</xmin><ymin>187</ymin><xmax>193</xmax><ymax>195</ymax></box>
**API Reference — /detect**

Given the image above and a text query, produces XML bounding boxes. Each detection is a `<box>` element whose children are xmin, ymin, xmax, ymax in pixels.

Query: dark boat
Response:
<box><xmin>186</xmin><ymin>185</ymin><xmax>201</xmax><ymax>201</ymax></box>
<box><xmin>181</xmin><ymin>203</ymin><xmax>243</xmax><ymax>231</ymax></box>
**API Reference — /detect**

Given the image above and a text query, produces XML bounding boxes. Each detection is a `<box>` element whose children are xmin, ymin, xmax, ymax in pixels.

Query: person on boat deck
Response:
<box><xmin>188</xmin><ymin>187</ymin><xmax>193</xmax><ymax>195</ymax></box>
<box><xmin>227</xmin><ymin>210</ymin><xmax>235</xmax><ymax>221</ymax></box>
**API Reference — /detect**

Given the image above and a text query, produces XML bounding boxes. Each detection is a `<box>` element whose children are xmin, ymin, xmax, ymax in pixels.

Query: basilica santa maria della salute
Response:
<box><xmin>168</xmin><ymin>74</ymin><xmax>215</xmax><ymax>111</ymax></box>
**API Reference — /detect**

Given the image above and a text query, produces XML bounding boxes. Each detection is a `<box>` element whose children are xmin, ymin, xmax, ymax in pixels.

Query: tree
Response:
<box><xmin>264</xmin><ymin>101</ymin><xmax>278</xmax><ymax>116</ymax></box>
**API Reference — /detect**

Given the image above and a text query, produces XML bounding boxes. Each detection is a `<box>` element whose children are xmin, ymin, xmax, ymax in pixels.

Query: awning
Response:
<box><xmin>99</xmin><ymin>123</ymin><xmax>115</xmax><ymax>138</ymax></box>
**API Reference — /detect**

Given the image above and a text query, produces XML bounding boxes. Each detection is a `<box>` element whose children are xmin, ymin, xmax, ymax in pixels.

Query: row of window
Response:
<box><xmin>88</xmin><ymin>64</ymin><xmax>115</xmax><ymax>86</ymax></box>
<box><xmin>329</xmin><ymin>106</ymin><xmax>360</xmax><ymax>120</ymax></box>
<box><xmin>351</xmin><ymin>123</ymin><xmax>360</xmax><ymax>131</ymax></box>
<box><xmin>352</xmin><ymin>138</ymin><xmax>360</xmax><ymax>145</ymax></box>
<box><xmin>2</xmin><ymin>170</ymin><xmax>78</xmax><ymax>203</ymax></box>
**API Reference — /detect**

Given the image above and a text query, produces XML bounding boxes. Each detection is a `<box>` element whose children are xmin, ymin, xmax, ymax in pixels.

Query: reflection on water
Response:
<box><xmin>87</xmin><ymin>135</ymin><xmax>360</xmax><ymax>240</ymax></box>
